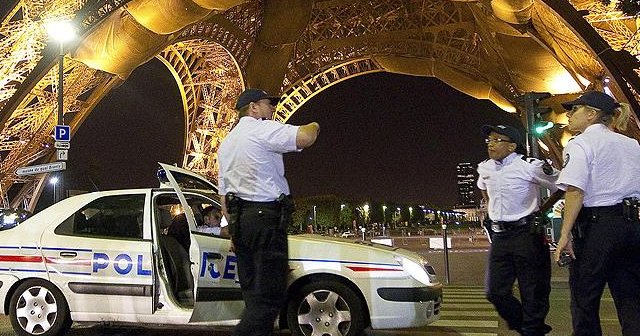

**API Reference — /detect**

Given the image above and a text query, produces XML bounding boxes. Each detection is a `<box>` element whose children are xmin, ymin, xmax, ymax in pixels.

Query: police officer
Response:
<box><xmin>217</xmin><ymin>88</ymin><xmax>319</xmax><ymax>336</ymax></box>
<box><xmin>477</xmin><ymin>124</ymin><xmax>558</xmax><ymax>336</ymax></box>
<box><xmin>555</xmin><ymin>91</ymin><xmax>640</xmax><ymax>335</ymax></box>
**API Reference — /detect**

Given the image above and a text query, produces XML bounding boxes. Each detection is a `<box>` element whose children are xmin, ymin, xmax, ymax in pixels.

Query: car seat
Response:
<box><xmin>167</xmin><ymin>213</ymin><xmax>190</xmax><ymax>251</ymax></box>
<box><xmin>158</xmin><ymin>234</ymin><xmax>194</xmax><ymax>307</ymax></box>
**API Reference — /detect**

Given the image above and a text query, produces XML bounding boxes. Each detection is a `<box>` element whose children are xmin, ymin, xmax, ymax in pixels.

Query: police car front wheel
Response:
<box><xmin>286</xmin><ymin>280</ymin><xmax>366</xmax><ymax>336</ymax></box>
<box><xmin>9</xmin><ymin>279</ymin><xmax>71</xmax><ymax>336</ymax></box>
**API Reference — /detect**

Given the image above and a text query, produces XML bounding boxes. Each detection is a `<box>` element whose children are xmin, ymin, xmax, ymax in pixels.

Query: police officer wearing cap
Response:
<box><xmin>555</xmin><ymin>90</ymin><xmax>640</xmax><ymax>335</ymax></box>
<box><xmin>218</xmin><ymin>88</ymin><xmax>319</xmax><ymax>336</ymax></box>
<box><xmin>477</xmin><ymin>124</ymin><xmax>558</xmax><ymax>336</ymax></box>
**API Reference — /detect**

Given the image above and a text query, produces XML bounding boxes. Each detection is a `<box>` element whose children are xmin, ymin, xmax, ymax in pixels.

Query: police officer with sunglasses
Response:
<box><xmin>477</xmin><ymin>124</ymin><xmax>559</xmax><ymax>335</ymax></box>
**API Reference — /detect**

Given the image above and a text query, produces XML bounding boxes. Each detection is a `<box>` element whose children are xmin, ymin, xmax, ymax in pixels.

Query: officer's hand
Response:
<box><xmin>554</xmin><ymin>235</ymin><xmax>575</xmax><ymax>262</ymax></box>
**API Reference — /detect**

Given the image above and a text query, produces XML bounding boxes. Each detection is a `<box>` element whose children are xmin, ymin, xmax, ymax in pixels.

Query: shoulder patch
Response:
<box><xmin>563</xmin><ymin>153</ymin><xmax>570</xmax><ymax>168</ymax></box>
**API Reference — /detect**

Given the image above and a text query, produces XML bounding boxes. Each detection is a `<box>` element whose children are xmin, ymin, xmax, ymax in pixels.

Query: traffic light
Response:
<box><xmin>535</xmin><ymin>120</ymin><xmax>554</xmax><ymax>135</ymax></box>
<box><xmin>519</xmin><ymin>92</ymin><xmax>553</xmax><ymax>137</ymax></box>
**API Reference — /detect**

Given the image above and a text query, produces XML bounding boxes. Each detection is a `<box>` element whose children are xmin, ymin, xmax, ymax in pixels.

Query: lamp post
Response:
<box><xmin>49</xmin><ymin>176</ymin><xmax>59</xmax><ymax>205</ymax></box>
<box><xmin>409</xmin><ymin>206</ymin><xmax>413</xmax><ymax>226</ymax></box>
<box><xmin>363</xmin><ymin>203</ymin><xmax>369</xmax><ymax>224</ymax></box>
<box><xmin>382</xmin><ymin>205</ymin><xmax>387</xmax><ymax>236</ymax></box>
<box><xmin>45</xmin><ymin>19</ymin><xmax>76</xmax><ymax>202</ymax></box>
<box><xmin>313</xmin><ymin>205</ymin><xmax>317</xmax><ymax>232</ymax></box>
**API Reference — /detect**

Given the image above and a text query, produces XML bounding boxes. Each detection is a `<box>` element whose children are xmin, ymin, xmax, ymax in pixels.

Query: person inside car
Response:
<box><xmin>196</xmin><ymin>206</ymin><xmax>228</xmax><ymax>237</ymax></box>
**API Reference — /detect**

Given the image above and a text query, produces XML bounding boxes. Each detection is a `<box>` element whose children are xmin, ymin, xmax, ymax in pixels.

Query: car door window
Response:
<box><xmin>55</xmin><ymin>194</ymin><xmax>145</xmax><ymax>240</ymax></box>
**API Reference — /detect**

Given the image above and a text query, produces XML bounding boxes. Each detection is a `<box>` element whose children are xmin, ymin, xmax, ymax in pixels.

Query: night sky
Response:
<box><xmin>62</xmin><ymin>59</ymin><xmax>521</xmax><ymax>207</ymax></box>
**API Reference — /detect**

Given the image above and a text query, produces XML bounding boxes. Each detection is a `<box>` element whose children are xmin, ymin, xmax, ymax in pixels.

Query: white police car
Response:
<box><xmin>0</xmin><ymin>164</ymin><xmax>442</xmax><ymax>336</ymax></box>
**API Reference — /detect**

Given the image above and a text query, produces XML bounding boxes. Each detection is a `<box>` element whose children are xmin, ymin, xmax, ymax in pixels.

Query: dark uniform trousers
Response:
<box><xmin>231</xmin><ymin>204</ymin><xmax>288</xmax><ymax>336</ymax></box>
<box><xmin>570</xmin><ymin>205</ymin><xmax>640</xmax><ymax>336</ymax></box>
<box><xmin>486</xmin><ymin>225</ymin><xmax>551</xmax><ymax>336</ymax></box>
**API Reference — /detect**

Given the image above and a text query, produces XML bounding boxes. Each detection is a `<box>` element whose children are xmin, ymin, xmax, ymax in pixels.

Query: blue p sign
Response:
<box><xmin>54</xmin><ymin>125</ymin><xmax>70</xmax><ymax>141</ymax></box>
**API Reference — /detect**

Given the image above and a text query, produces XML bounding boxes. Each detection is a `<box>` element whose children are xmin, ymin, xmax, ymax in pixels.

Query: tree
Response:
<box><xmin>368</xmin><ymin>200</ymin><xmax>383</xmax><ymax>224</ymax></box>
<box><xmin>291</xmin><ymin>198</ymin><xmax>312</xmax><ymax>233</ymax></box>
<box><xmin>339</xmin><ymin>203</ymin><xmax>355</xmax><ymax>231</ymax></box>
<box><xmin>411</xmin><ymin>204</ymin><xmax>425</xmax><ymax>224</ymax></box>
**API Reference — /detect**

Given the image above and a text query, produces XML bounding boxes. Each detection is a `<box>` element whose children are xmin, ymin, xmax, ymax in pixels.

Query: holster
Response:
<box><xmin>225</xmin><ymin>193</ymin><xmax>242</xmax><ymax>239</ymax></box>
<box><xmin>573</xmin><ymin>210</ymin><xmax>596</xmax><ymax>239</ymax></box>
<box><xmin>530</xmin><ymin>212</ymin><xmax>547</xmax><ymax>235</ymax></box>
<box><xmin>623</xmin><ymin>197</ymin><xmax>640</xmax><ymax>222</ymax></box>
<box><xmin>277</xmin><ymin>194</ymin><xmax>295</xmax><ymax>231</ymax></box>
<box><xmin>482</xmin><ymin>216</ymin><xmax>494</xmax><ymax>241</ymax></box>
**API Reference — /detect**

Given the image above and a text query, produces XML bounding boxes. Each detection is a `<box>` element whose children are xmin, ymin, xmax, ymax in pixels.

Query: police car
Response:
<box><xmin>0</xmin><ymin>164</ymin><xmax>442</xmax><ymax>336</ymax></box>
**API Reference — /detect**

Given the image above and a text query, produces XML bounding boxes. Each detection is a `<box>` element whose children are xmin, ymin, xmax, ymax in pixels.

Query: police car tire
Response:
<box><xmin>9</xmin><ymin>279</ymin><xmax>71</xmax><ymax>336</ymax></box>
<box><xmin>286</xmin><ymin>280</ymin><xmax>365</xmax><ymax>336</ymax></box>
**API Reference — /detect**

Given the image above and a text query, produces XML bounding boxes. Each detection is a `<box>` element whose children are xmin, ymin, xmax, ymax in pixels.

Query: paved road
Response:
<box><xmin>0</xmin><ymin>248</ymin><xmax>623</xmax><ymax>335</ymax></box>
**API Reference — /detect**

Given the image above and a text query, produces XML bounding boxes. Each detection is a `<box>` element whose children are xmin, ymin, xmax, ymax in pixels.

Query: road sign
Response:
<box><xmin>54</xmin><ymin>141</ymin><xmax>70</xmax><ymax>149</ymax></box>
<box><xmin>54</xmin><ymin>125</ymin><xmax>70</xmax><ymax>141</ymax></box>
<box><xmin>56</xmin><ymin>149</ymin><xmax>68</xmax><ymax>161</ymax></box>
<box><xmin>15</xmin><ymin>162</ymin><xmax>66</xmax><ymax>176</ymax></box>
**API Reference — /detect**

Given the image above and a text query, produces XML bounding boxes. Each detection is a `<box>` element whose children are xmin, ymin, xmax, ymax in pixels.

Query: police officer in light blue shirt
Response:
<box><xmin>217</xmin><ymin>88</ymin><xmax>319</xmax><ymax>336</ymax></box>
<box><xmin>555</xmin><ymin>91</ymin><xmax>640</xmax><ymax>335</ymax></box>
<box><xmin>477</xmin><ymin>124</ymin><xmax>558</xmax><ymax>336</ymax></box>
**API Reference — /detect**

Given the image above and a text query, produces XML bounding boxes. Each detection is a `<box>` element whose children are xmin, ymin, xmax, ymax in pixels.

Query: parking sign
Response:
<box><xmin>54</xmin><ymin>125</ymin><xmax>70</xmax><ymax>141</ymax></box>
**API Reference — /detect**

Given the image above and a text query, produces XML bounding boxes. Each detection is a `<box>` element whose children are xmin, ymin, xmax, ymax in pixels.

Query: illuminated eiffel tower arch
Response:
<box><xmin>1</xmin><ymin>0</ymin><xmax>640</xmax><ymax>210</ymax></box>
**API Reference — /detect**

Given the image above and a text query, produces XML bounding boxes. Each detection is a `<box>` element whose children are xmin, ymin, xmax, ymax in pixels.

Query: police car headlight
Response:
<box><xmin>395</xmin><ymin>256</ymin><xmax>433</xmax><ymax>285</ymax></box>
<box><xmin>3</xmin><ymin>213</ymin><xmax>17</xmax><ymax>225</ymax></box>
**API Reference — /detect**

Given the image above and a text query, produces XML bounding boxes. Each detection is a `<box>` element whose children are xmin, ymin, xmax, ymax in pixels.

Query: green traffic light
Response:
<box><xmin>535</xmin><ymin>121</ymin><xmax>554</xmax><ymax>134</ymax></box>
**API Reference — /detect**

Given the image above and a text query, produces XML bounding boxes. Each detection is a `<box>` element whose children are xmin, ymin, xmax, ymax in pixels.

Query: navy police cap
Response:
<box><xmin>235</xmin><ymin>88</ymin><xmax>280</xmax><ymax>110</ymax></box>
<box><xmin>481</xmin><ymin>124</ymin><xmax>523</xmax><ymax>147</ymax></box>
<box><xmin>561</xmin><ymin>90</ymin><xmax>620</xmax><ymax>115</ymax></box>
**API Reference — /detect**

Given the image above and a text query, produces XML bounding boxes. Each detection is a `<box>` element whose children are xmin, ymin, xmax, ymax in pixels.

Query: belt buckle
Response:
<box><xmin>491</xmin><ymin>223</ymin><xmax>505</xmax><ymax>233</ymax></box>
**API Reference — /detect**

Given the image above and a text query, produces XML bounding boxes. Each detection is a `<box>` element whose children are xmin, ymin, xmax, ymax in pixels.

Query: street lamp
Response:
<box><xmin>45</xmin><ymin>19</ymin><xmax>76</xmax><ymax>203</ymax></box>
<box><xmin>382</xmin><ymin>205</ymin><xmax>387</xmax><ymax>236</ymax></box>
<box><xmin>339</xmin><ymin>204</ymin><xmax>345</xmax><ymax>230</ymax></box>
<box><xmin>313</xmin><ymin>205</ymin><xmax>317</xmax><ymax>232</ymax></box>
<box><xmin>49</xmin><ymin>176</ymin><xmax>59</xmax><ymax>204</ymax></box>
<box><xmin>363</xmin><ymin>203</ymin><xmax>369</xmax><ymax>224</ymax></box>
<box><xmin>409</xmin><ymin>206</ymin><xmax>413</xmax><ymax>224</ymax></box>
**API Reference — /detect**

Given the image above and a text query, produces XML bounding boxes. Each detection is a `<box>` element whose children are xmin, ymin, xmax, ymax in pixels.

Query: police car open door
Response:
<box><xmin>158</xmin><ymin>163</ymin><xmax>244</xmax><ymax>323</ymax></box>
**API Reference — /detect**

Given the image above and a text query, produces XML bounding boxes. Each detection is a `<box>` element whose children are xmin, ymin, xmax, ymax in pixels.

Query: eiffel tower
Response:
<box><xmin>1</xmin><ymin>0</ymin><xmax>639</xmax><ymax>211</ymax></box>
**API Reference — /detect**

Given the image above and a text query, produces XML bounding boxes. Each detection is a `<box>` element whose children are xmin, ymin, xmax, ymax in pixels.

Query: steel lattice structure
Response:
<box><xmin>1</xmin><ymin>0</ymin><xmax>640</xmax><ymax>210</ymax></box>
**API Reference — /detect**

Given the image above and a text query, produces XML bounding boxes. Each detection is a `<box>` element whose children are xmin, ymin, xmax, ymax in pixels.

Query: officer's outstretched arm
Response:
<box><xmin>296</xmin><ymin>122</ymin><xmax>320</xmax><ymax>148</ymax></box>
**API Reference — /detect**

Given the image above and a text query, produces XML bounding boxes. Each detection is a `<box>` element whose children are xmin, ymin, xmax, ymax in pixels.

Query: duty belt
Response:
<box><xmin>580</xmin><ymin>203</ymin><xmax>623</xmax><ymax>217</ymax></box>
<box><xmin>491</xmin><ymin>215</ymin><xmax>533</xmax><ymax>233</ymax></box>
<box><xmin>237</xmin><ymin>199</ymin><xmax>281</xmax><ymax>211</ymax></box>
<box><xmin>574</xmin><ymin>202</ymin><xmax>630</xmax><ymax>239</ymax></box>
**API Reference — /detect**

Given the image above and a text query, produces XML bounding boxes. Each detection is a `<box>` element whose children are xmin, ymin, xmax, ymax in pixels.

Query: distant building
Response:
<box><xmin>454</xmin><ymin>202</ymin><xmax>487</xmax><ymax>225</ymax></box>
<box><xmin>455</xmin><ymin>162</ymin><xmax>477</xmax><ymax>207</ymax></box>
<box><xmin>454</xmin><ymin>162</ymin><xmax>484</xmax><ymax>224</ymax></box>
